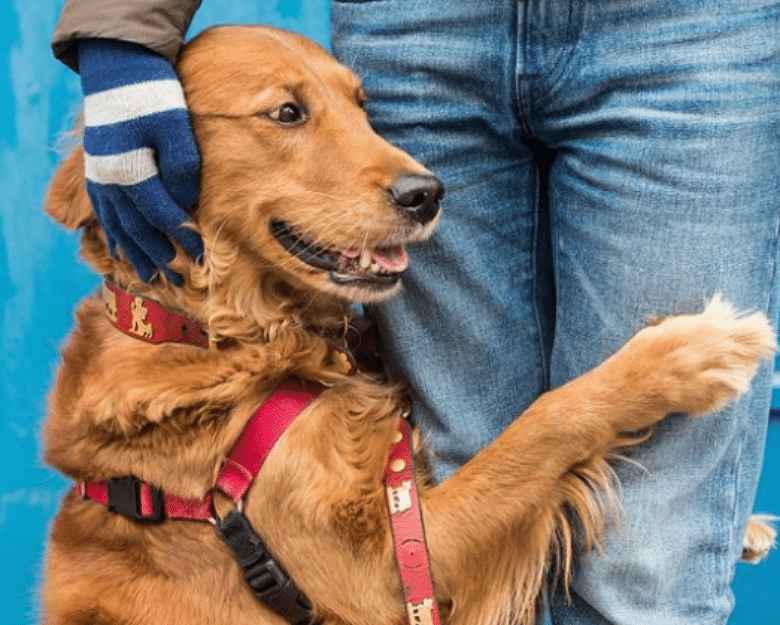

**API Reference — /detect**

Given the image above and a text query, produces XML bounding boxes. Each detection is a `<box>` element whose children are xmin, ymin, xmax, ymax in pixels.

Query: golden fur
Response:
<box><xmin>40</xmin><ymin>25</ymin><xmax>775</xmax><ymax>625</ymax></box>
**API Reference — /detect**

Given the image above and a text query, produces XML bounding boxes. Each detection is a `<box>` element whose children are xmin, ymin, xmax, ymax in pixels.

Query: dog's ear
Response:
<box><xmin>45</xmin><ymin>147</ymin><xmax>94</xmax><ymax>230</ymax></box>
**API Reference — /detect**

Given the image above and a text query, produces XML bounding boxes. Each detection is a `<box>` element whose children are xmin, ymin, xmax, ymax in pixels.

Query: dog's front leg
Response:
<box><xmin>419</xmin><ymin>297</ymin><xmax>775</xmax><ymax>625</ymax></box>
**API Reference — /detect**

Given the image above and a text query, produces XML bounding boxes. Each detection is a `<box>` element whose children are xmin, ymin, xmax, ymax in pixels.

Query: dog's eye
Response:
<box><xmin>267</xmin><ymin>102</ymin><xmax>306</xmax><ymax>126</ymax></box>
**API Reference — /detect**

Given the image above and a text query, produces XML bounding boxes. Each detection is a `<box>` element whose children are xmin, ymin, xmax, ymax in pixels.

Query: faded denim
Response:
<box><xmin>331</xmin><ymin>0</ymin><xmax>780</xmax><ymax>623</ymax></box>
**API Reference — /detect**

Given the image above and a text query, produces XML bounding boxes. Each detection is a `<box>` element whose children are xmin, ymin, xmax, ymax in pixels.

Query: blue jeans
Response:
<box><xmin>331</xmin><ymin>1</ymin><xmax>780</xmax><ymax>623</ymax></box>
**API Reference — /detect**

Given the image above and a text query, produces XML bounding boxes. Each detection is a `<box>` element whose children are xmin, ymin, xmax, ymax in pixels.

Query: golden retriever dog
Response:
<box><xmin>40</xmin><ymin>25</ymin><xmax>775</xmax><ymax>625</ymax></box>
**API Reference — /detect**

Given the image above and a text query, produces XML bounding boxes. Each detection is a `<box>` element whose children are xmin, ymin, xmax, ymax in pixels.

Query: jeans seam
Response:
<box><xmin>531</xmin><ymin>163</ymin><xmax>551</xmax><ymax>392</ymax></box>
<box><xmin>520</xmin><ymin>0</ymin><xmax>549</xmax><ymax>383</ymax></box>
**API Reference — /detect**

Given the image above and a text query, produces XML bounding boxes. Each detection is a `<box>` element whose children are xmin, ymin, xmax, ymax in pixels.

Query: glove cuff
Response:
<box><xmin>78</xmin><ymin>38</ymin><xmax>178</xmax><ymax>95</ymax></box>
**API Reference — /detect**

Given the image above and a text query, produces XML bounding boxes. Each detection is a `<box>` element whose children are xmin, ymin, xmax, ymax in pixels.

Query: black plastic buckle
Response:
<box><xmin>107</xmin><ymin>476</ymin><xmax>165</xmax><ymax>523</ymax></box>
<box><xmin>216</xmin><ymin>509</ymin><xmax>316</xmax><ymax>625</ymax></box>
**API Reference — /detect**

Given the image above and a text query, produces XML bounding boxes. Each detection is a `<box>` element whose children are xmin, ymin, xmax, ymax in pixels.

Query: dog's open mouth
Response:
<box><xmin>270</xmin><ymin>220</ymin><xmax>409</xmax><ymax>290</ymax></box>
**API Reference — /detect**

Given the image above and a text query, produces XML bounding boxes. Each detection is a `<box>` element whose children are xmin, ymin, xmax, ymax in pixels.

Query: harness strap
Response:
<box><xmin>77</xmin><ymin>379</ymin><xmax>325</xmax><ymax>521</ymax></box>
<box><xmin>215</xmin><ymin>379</ymin><xmax>326</xmax><ymax>502</ymax></box>
<box><xmin>385</xmin><ymin>419</ymin><xmax>442</xmax><ymax>625</ymax></box>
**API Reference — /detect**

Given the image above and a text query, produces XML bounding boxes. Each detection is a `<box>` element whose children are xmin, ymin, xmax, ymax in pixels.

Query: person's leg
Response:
<box><xmin>335</xmin><ymin>0</ymin><xmax>780</xmax><ymax>623</ymax></box>
<box><xmin>534</xmin><ymin>0</ymin><xmax>780</xmax><ymax>622</ymax></box>
<box><xmin>331</xmin><ymin>0</ymin><xmax>553</xmax><ymax>481</ymax></box>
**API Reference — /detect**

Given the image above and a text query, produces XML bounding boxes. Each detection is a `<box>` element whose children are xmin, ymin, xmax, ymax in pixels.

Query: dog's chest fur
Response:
<box><xmin>43</xmin><ymin>295</ymin><xmax>414</xmax><ymax>625</ymax></box>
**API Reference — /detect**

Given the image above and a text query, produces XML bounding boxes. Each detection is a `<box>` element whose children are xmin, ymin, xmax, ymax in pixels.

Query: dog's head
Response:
<box><xmin>46</xmin><ymin>25</ymin><xmax>442</xmax><ymax>336</ymax></box>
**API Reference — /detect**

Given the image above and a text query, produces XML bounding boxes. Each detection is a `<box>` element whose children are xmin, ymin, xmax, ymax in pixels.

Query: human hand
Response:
<box><xmin>78</xmin><ymin>38</ymin><xmax>203</xmax><ymax>285</ymax></box>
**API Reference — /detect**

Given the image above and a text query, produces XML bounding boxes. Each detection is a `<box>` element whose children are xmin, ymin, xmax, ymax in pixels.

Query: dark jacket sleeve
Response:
<box><xmin>51</xmin><ymin>0</ymin><xmax>203</xmax><ymax>71</ymax></box>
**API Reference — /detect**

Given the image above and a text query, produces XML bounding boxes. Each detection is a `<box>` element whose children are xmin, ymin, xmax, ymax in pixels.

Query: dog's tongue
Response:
<box><xmin>342</xmin><ymin>245</ymin><xmax>409</xmax><ymax>272</ymax></box>
<box><xmin>371</xmin><ymin>245</ymin><xmax>408</xmax><ymax>272</ymax></box>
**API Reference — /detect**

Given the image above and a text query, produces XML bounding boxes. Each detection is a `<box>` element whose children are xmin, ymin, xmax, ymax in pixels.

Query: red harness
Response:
<box><xmin>77</xmin><ymin>281</ymin><xmax>441</xmax><ymax>625</ymax></box>
<box><xmin>78</xmin><ymin>378</ymin><xmax>325</xmax><ymax>523</ymax></box>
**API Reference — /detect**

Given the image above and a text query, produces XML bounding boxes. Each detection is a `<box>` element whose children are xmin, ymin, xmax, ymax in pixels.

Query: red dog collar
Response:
<box><xmin>102</xmin><ymin>279</ymin><xmax>216</xmax><ymax>349</ymax></box>
<box><xmin>101</xmin><ymin>281</ymin><xmax>357</xmax><ymax>372</ymax></box>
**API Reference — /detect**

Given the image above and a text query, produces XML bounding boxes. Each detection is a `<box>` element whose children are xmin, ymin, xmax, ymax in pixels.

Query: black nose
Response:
<box><xmin>388</xmin><ymin>174</ymin><xmax>444</xmax><ymax>225</ymax></box>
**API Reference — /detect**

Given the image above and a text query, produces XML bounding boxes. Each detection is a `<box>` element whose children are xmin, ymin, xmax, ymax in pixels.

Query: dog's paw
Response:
<box><xmin>741</xmin><ymin>514</ymin><xmax>777</xmax><ymax>564</ymax></box>
<box><xmin>616</xmin><ymin>296</ymin><xmax>776</xmax><ymax>423</ymax></box>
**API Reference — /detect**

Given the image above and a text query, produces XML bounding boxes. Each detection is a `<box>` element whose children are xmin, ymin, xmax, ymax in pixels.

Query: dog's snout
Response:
<box><xmin>388</xmin><ymin>174</ymin><xmax>444</xmax><ymax>225</ymax></box>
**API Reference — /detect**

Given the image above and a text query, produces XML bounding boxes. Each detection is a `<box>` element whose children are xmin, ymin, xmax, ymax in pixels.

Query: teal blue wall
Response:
<box><xmin>0</xmin><ymin>1</ymin><xmax>776</xmax><ymax>623</ymax></box>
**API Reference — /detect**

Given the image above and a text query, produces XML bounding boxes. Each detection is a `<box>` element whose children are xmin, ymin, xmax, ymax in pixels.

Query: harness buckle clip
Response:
<box><xmin>215</xmin><ymin>509</ymin><xmax>315</xmax><ymax>625</ymax></box>
<box><xmin>244</xmin><ymin>558</ymin><xmax>313</xmax><ymax>625</ymax></box>
<box><xmin>107</xmin><ymin>476</ymin><xmax>165</xmax><ymax>523</ymax></box>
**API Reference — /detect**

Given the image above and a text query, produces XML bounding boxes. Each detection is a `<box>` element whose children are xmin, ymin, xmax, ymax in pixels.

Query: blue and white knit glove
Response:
<box><xmin>78</xmin><ymin>38</ymin><xmax>203</xmax><ymax>285</ymax></box>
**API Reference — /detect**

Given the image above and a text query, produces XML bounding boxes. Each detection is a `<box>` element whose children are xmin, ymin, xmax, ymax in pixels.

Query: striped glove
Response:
<box><xmin>78</xmin><ymin>39</ymin><xmax>203</xmax><ymax>285</ymax></box>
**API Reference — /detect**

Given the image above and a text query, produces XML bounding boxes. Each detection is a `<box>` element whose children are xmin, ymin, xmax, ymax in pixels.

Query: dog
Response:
<box><xmin>40</xmin><ymin>25</ymin><xmax>775</xmax><ymax>625</ymax></box>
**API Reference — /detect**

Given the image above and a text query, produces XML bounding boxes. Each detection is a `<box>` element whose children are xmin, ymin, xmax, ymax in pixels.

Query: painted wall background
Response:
<box><xmin>0</xmin><ymin>1</ymin><xmax>776</xmax><ymax>623</ymax></box>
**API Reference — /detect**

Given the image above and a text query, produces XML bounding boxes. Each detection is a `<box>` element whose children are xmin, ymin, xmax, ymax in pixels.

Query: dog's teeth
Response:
<box><xmin>370</xmin><ymin>262</ymin><xmax>380</xmax><ymax>273</ymax></box>
<box><xmin>359</xmin><ymin>248</ymin><xmax>372</xmax><ymax>270</ymax></box>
